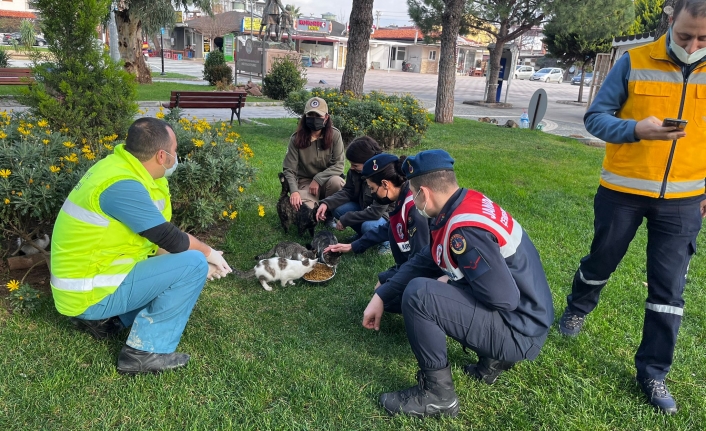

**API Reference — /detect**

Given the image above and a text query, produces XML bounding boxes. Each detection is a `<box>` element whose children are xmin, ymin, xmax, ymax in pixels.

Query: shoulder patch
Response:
<box><xmin>450</xmin><ymin>233</ymin><xmax>466</xmax><ymax>254</ymax></box>
<box><xmin>460</xmin><ymin>247</ymin><xmax>491</xmax><ymax>281</ymax></box>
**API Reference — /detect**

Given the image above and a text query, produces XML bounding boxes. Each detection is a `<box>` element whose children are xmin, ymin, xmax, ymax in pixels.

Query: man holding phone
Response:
<box><xmin>559</xmin><ymin>0</ymin><xmax>706</xmax><ymax>414</ymax></box>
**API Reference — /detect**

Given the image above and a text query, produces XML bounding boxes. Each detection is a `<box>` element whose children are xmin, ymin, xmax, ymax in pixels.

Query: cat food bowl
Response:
<box><xmin>303</xmin><ymin>262</ymin><xmax>336</xmax><ymax>283</ymax></box>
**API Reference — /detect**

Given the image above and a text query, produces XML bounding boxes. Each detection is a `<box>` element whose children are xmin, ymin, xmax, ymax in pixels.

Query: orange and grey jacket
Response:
<box><xmin>585</xmin><ymin>34</ymin><xmax>706</xmax><ymax>199</ymax></box>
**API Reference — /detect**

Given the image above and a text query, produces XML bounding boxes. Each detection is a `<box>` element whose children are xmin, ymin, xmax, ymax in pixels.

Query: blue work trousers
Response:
<box><xmin>567</xmin><ymin>186</ymin><xmax>702</xmax><ymax>380</ymax></box>
<box><xmin>78</xmin><ymin>250</ymin><xmax>208</xmax><ymax>353</ymax></box>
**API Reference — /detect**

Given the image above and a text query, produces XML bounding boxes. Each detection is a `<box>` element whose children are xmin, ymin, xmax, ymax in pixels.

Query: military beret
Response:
<box><xmin>403</xmin><ymin>149</ymin><xmax>455</xmax><ymax>179</ymax></box>
<box><xmin>361</xmin><ymin>153</ymin><xmax>398</xmax><ymax>178</ymax></box>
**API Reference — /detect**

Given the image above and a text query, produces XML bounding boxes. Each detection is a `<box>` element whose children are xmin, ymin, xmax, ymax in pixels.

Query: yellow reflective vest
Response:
<box><xmin>51</xmin><ymin>144</ymin><xmax>172</xmax><ymax>316</ymax></box>
<box><xmin>601</xmin><ymin>35</ymin><xmax>706</xmax><ymax>199</ymax></box>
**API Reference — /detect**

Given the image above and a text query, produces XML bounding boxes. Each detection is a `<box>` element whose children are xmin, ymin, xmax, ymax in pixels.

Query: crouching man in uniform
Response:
<box><xmin>51</xmin><ymin>118</ymin><xmax>232</xmax><ymax>375</ymax></box>
<box><xmin>362</xmin><ymin>150</ymin><xmax>554</xmax><ymax>418</ymax></box>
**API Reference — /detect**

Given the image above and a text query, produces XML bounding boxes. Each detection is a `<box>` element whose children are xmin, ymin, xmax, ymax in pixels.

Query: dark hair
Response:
<box><xmin>409</xmin><ymin>170</ymin><xmax>458</xmax><ymax>194</ymax></box>
<box><xmin>345</xmin><ymin>136</ymin><xmax>382</xmax><ymax>163</ymax></box>
<box><xmin>293</xmin><ymin>114</ymin><xmax>334</xmax><ymax>150</ymax></box>
<box><xmin>125</xmin><ymin>118</ymin><xmax>174</xmax><ymax>161</ymax></box>
<box><xmin>674</xmin><ymin>0</ymin><xmax>706</xmax><ymax>19</ymax></box>
<box><xmin>366</xmin><ymin>155</ymin><xmax>408</xmax><ymax>187</ymax></box>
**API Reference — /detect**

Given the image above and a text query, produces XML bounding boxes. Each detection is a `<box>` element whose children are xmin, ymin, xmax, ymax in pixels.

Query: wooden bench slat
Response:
<box><xmin>0</xmin><ymin>68</ymin><xmax>34</xmax><ymax>85</ymax></box>
<box><xmin>162</xmin><ymin>90</ymin><xmax>247</xmax><ymax>125</ymax></box>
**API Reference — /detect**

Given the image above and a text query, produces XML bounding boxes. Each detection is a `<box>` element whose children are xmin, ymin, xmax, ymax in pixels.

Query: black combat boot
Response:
<box><xmin>116</xmin><ymin>345</ymin><xmax>190</xmax><ymax>375</ymax></box>
<box><xmin>463</xmin><ymin>356</ymin><xmax>515</xmax><ymax>385</ymax></box>
<box><xmin>70</xmin><ymin>316</ymin><xmax>125</xmax><ymax>340</ymax></box>
<box><xmin>379</xmin><ymin>365</ymin><xmax>460</xmax><ymax>418</ymax></box>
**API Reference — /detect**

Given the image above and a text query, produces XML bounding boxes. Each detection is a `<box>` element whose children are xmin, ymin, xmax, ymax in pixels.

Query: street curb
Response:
<box><xmin>462</xmin><ymin>100</ymin><xmax>514</xmax><ymax>109</ymax></box>
<box><xmin>557</xmin><ymin>100</ymin><xmax>588</xmax><ymax>107</ymax></box>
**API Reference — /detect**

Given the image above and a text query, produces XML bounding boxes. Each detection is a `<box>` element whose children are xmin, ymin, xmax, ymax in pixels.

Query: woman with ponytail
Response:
<box><xmin>325</xmin><ymin>153</ymin><xmax>430</xmax><ymax>312</ymax></box>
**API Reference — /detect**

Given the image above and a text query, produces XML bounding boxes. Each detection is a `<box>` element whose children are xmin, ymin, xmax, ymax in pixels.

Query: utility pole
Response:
<box><xmin>375</xmin><ymin>10</ymin><xmax>381</xmax><ymax>29</ymax></box>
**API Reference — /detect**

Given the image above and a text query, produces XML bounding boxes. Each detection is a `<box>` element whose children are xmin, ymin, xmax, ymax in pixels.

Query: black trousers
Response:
<box><xmin>567</xmin><ymin>186</ymin><xmax>702</xmax><ymax>380</ymax></box>
<box><xmin>401</xmin><ymin>278</ymin><xmax>547</xmax><ymax>371</ymax></box>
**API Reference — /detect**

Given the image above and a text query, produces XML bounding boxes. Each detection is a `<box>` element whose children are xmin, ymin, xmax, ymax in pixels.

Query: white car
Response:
<box><xmin>514</xmin><ymin>65</ymin><xmax>535</xmax><ymax>80</ymax></box>
<box><xmin>530</xmin><ymin>67</ymin><xmax>564</xmax><ymax>83</ymax></box>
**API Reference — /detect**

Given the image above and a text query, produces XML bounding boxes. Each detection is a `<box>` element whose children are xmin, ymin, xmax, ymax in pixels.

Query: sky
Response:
<box><xmin>292</xmin><ymin>0</ymin><xmax>412</xmax><ymax>28</ymax></box>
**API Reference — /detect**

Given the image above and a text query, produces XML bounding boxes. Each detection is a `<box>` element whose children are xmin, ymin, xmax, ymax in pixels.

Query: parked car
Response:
<box><xmin>3</xmin><ymin>32</ymin><xmax>46</xmax><ymax>46</ymax></box>
<box><xmin>530</xmin><ymin>67</ymin><xmax>564</xmax><ymax>83</ymax></box>
<box><xmin>514</xmin><ymin>65</ymin><xmax>535</xmax><ymax>80</ymax></box>
<box><xmin>571</xmin><ymin>72</ymin><xmax>594</xmax><ymax>86</ymax></box>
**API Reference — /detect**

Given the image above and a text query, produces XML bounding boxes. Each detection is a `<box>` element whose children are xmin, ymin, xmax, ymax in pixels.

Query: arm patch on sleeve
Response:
<box><xmin>459</xmin><ymin>247</ymin><xmax>491</xmax><ymax>282</ymax></box>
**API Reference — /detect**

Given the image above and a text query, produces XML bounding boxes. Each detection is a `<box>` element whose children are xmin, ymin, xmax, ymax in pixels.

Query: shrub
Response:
<box><xmin>203</xmin><ymin>49</ymin><xmax>233</xmax><ymax>86</ymax></box>
<box><xmin>285</xmin><ymin>88</ymin><xmax>430</xmax><ymax>148</ymax></box>
<box><xmin>20</xmin><ymin>0</ymin><xmax>138</xmax><ymax>142</ymax></box>
<box><xmin>167</xmin><ymin>115</ymin><xmax>258</xmax><ymax>231</ymax></box>
<box><xmin>262</xmin><ymin>55</ymin><xmax>307</xmax><ymax>101</ymax></box>
<box><xmin>0</xmin><ymin>48</ymin><xmax>10</xmax><ymax>68</ymax></box>
<box><xmin>5</xmin><ymin>279</ymin><xmax>42</xmax><ymax>313</ymax></box>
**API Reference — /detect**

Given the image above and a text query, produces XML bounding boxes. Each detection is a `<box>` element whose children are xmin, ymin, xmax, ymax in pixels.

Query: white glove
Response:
<box><xmin>206</xmin><ymin>248</ymin><xmax>232</xmax><ymax>275</ymax></box>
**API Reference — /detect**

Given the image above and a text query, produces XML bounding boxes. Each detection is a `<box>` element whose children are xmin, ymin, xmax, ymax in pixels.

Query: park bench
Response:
<box><xmin>0</xmin><ymin>68</ymin><xmax>33</xmax><ymax>85</ymax></box>
<box><xmin>162</xmin><ymin>90</ymin><xmax>247</xmax><ymax>125</ymax></box>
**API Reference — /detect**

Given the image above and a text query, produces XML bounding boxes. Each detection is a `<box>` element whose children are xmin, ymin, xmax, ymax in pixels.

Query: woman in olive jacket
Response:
<box><xmin>282</xmin><ymin>97</ymin><xmax>345</xmax><ymax>211</ymax></box>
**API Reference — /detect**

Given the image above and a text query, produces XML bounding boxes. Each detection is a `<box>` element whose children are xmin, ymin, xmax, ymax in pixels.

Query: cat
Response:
<box><xmin>276</xmin><ymin>172</ymin><xmax>319</xmax><ymax>237</ymax></box>
<box><xmin>310</xmin><ymin>230</ymin><xmax>342</xmax><ymax>267</ymax></box>
<box><xmin>255</xmin><ymin>241</ymin><xmax>315</xmax><ymax>261</ymax></box>
<box><xmin>233</xmin><ymin>257</ymin><xmax>317</xmax><ymax>291</ymax></box>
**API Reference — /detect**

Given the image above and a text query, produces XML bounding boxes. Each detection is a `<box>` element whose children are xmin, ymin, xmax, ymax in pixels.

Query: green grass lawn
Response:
<box><xmin>2</xmin><ymin>118</ymin><xmax>706</xmax><ymax>430</ymax></box>
<box><xmin>0</xmin><ymin>82</ymin><xmax>277</xmax><ymax>102</ymax></box>
<box><xmin>151</xmin><ymin>71</ymin><xmax>200</xmax><ymax>80</ymax></box>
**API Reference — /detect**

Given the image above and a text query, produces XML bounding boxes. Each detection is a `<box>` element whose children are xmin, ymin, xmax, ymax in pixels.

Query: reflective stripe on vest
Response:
<box><xmin>51</xmin><ymin>273</ymin><xmax>129</xmax><ymax>292</ymax></box>
<box><xmin>61</xmin><ymin>200</ymin><xmax>109</xmax><ymax>227</ymax></box>
<box><xmin>601</xmin><ymin>169</ymin><xmax>706</xmax><ymax>196</ymax></box>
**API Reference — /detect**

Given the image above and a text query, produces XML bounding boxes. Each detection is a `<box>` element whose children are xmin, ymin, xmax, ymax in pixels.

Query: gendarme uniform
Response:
<box><xmin>51</xmin><ymin>144</ymin><xmax>171</xmax><ymax>316</ymax></box>
<box><xmin>375</xmin><ymin>150</ymin><xmax>554</xmax><ymax>419</ymax></box>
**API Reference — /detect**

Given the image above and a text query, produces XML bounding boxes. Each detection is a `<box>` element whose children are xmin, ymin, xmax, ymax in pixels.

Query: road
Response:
<box><xmin>8</xmin><ymin>57</ymin><xmax>599</xmax><ymax>139</ymax></box>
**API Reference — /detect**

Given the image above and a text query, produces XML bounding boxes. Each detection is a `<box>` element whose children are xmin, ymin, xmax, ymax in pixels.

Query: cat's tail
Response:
<box><xmin>254</xmin><ymin>248</ymin><xmax>275</xmax><ymax>260</ymax></box>
<box><xmin>232</xmin><ymin>268</ymin><xmax>256</xmax><ymax>279</ymax></box>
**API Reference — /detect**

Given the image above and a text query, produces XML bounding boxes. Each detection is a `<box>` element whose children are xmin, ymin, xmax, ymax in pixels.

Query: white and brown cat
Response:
<box><xmin>233</xmin><ymin>257</ymin><xmax>317</xmax><ymax>291</ymax></box>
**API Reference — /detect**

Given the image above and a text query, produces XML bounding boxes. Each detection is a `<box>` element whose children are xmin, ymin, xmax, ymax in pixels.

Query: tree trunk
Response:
<box><xmin>577</xmin><ymin>62</ymin><xmax>586</xmax><ymax>103</ymax></box>
<box><xmin>434</xmin><ymin>0</ymin><xmax>464</xmax><ymax>124</ymax></box>
<box><xmin>655</xmin><ymin>0</ymin><xmax>676</xmax><ymax>39</ymax></box>
<box><xmin>485</xmin><ymin>21</ymin><xmax>509</xmax><ymax>103</ymax></box>
<box><xmin>115</xmin><ymin>9</ymin><xmax>152</xmax><ymax>84</ymax></box>
<box><xmin>340</xmin><ymin>0</ymin><xmax>373</xmax><ymax>97</ymax></box>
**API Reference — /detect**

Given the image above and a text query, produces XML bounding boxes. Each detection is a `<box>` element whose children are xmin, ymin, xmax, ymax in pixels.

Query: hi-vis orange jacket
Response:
<box><xmin>600</xmin><ymin>35</ymin><xmax>706</xmax><ymax>199</ymax></box>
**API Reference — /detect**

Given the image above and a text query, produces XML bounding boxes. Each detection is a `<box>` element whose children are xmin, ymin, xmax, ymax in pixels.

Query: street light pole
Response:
<box><xmin>160</xmin><ymin>29</ymin><xmax>166</xmax><ymax>76</ymax></box>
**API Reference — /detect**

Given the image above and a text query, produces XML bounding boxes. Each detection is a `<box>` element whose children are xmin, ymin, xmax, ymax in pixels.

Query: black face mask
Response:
<box><xmin>306</xmin><ymin>117</ymin><xmax>326</xmax><ymax>131</ymax></box>
<box><xmin>373</xmin><ymin>188</ymin><xmax>394</xmax><ymax>205</ymax></box>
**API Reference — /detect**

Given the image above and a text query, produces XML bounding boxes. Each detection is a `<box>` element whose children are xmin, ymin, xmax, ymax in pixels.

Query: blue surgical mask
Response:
<box><xmin>669</xmin><ymin>28</ymin><xmax>706</xmax><ymax>65</ymax></box>
<box><xmin>162</xmin><ymin>150</ymin><xmax>178</xmax><ymax>177</ymax></box>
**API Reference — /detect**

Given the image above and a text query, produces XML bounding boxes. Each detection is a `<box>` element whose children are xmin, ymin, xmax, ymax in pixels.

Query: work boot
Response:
<box><xmin>116</xmin><ymin>345</ymin><xmax>190</xmax><ymax>375</ymax></box>
<box><xmin>637</xmin><ymin>377</ymin><xmax>678</xmax><ymax>414</ymax></box>
<box><xmin>379</xmin><ymin>365</ymin><xmax>460</xmax><ymax>418</ymax></box>
<box><xmin>463</xmin><ymin>357</ymin><xmax>515</xmax><ymax>385</ymax></box>
<box><xmin>558</xmin><ymin>307</ymin><xmax>586</xmax><ymax>336</ymax></box>
<box><xmin>70</xmin><ymin>316</ymin><xmax>125</xmax><ymax>340</ymax></box>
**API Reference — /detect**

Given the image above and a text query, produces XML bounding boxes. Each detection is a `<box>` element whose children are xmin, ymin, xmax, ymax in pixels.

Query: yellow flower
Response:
<box><xmin>42</xmin><ymin>139</ymin><xmax>49</xmax><ymax>145</ymax></box>
<box><xmin>18</xmin><ymin>127</ymin><xmax>30</xmax><ymax>136</ymax></box>
<box><xmin>29</xmin><ymin>178</ymin><xmax>33</xmax><ymax>184</ymax></box>
<box><xmin>0</xmin><ymin>131</ymin><xmax>6</xmax><ymax>139</ymax></box>
<box><xmin>37</xmin><ymin>119</ymin><xmax>48</xmax><ymax>127</ymax></box>
<box><xmin>155</xmin><ymin>111</ymin><xmax>165</xmax><ymax>119</ymax></box>
<box><xmin>63</xmin><ymin>141</ymin><xmax>75</xmax><ymax>148</ymax></box>
<box><xmin>81</xmin><ymin>146</ymin><xmax>92</xmax><ymax>154</ymax></box>
<box><xmin>19</xmin><ymin>296</ymin><xmax>23</xmax><ymax>300</ymax></box>
<box><xmin>50</xmin><ymin>165</ymin><xmax>61</xmax><ymax>173</ymax></box>
<box><xmin>258</xmin><ymin>204</ymin><xmax>265</xmax><ymax>217</ymax></box>
<box><xmin>84</xmin><ymin>152</ymin><xmax>96</xmax><ymax>160</ymax></box>
<box><xmin>46</xmin><ymin>184</ymin><xmax>50</xmax><ymax>189</ymax></box>
<box><xmin>6</xmin><ymin>280</ymin><xmax>20</xmax><ymax>292</ymax></box>
<box><xmin>104</xmin><ymin>144</ymin><xmax>114</xmax><ymax>151</ymax></box>
<box><xmin>238</xmin><ymin>186</ymin><xmax>244</xmax><ymax>193</ymax></box>
<box><xmin>192</xmin><ymin>139</ymin><xmax>205</xmax><ymax>148</ymax></box>
<box><xmin>211</xmin><ymin>141</ymin><xmax>216</xmax><ymax>147</ymax></box>
<box><xmin>0</xmin><ymin>169</ymin><xmax>10</xmax><ymax>178</ymax></box>
<box><xmin>229</xmin><ymin>211</ymin><xmax>238</xmax><ymax>220</ymax></box>
<box><xmin>65</xmin><ymin>153</ymin><xmax>79</xmax><ymax>163</ymax></box>
<box><xmin>222</xmin><ymin>210</ymin><xmax>228</xmax><ymax>217</ymax></box>
<box><xmin>17</xmin><ymin>192</ymin><xmax>22</xmax><ymax>197</ymax></box>
<box><xmin>3</xmin><ymin>198</ymin><xmax>9</xmax><ymax>204</ymax></box>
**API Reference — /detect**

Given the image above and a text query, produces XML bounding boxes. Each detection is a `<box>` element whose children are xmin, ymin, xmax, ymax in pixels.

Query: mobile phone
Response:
<box><xmin>662</xmin><ymin>118</ymin><xmax>688</xmax><ymax>130</ymax></box>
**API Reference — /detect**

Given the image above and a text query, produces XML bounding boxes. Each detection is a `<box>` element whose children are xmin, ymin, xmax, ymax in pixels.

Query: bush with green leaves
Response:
<box><xmin>0</xmin><ymin>48</ymin><xmax>10</xmax><ymax>68</ymax></box>
<box><xmin>285</xmin><ymin>88</ymin><xmax>430</xmax><ymax>148</ymax></box>
<box><xmin>167</xmin><ymin>115</ymin><xmax>257</xmax><ymax>231</ymax></box>
<box><xmin>203</xmin><ymin>49</ymin><xmax>233</xmax><ymax>86</ymax></box>
<box><xmin>262</xmin><ymin>55</ymin><xmax>307</xmax><ymax>100</ymax></box>
<box><xmin>20</xmin><ymin>0</ymin><xmax>138</xmax><ymax>143</ymax></box>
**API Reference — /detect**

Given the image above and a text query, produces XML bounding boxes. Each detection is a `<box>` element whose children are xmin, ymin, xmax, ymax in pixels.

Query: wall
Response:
<box><xmin>419</xmin><ymin>46</ymin><xmax>439</xmax><ymax>74</ymax></box>
<box><xmin>369</xmin><ymin>45</ymin><xmax>390</xmax><ymax>70</ymax></box>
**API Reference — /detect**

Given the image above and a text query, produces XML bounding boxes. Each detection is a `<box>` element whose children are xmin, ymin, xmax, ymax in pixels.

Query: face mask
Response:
<box><xmin>373</xmin><ymin>186</ymin><xmax>393</xmax><ymax>205</ymax></box>
<box><xmin>669</xmin><ymin>28</ymin><xmax>706</xmax><ymax>65</ymax></box>
<box><xmin>306</xmin><ymin>116</ymin><xmax>326</xmax><ymax>131</ymax></box>
<box><xmin>415</xmin><ymin>188</ymin><xmax>433</xmax><ymax>219</ymax></box>
<box><xmin>162</xmin><ymin>151</ymin><xmax>178</xmax><ymax>177</ymax></box>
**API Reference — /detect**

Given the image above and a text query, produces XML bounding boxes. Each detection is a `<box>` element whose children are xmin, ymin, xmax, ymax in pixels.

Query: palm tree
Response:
<box><xmin>285</xmin><ymin>4</ymin><xmax>301</xmax><ymax>18</ymax></box>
